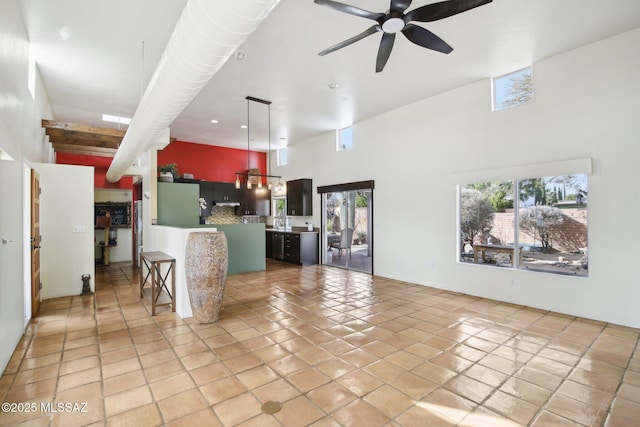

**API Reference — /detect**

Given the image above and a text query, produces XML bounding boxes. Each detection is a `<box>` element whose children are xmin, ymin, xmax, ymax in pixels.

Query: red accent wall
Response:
<box><xmin>158</xmin><ymin>140</ymin><xmax>267</xmax><ymax>183</ymax></box>
<box><xmin>56</xmin><ymin>153</ymin><xmax>133</xmax><ymax>189</ymax></box>
<box><xmin>55</xmin><ymin>140</ymin><xmax>264</xmax><ymax>189</ymax></box>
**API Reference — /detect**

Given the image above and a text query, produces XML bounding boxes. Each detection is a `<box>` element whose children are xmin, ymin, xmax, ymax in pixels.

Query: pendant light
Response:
<box><xmin>246</xmin><ymin>98</ymin><xmax>252</xmax><ymax>190</ymax></box>
<box><xmin>236</xmin><ymin>96</ymin><xmax>281</xmax><ymax>191</ymax></box>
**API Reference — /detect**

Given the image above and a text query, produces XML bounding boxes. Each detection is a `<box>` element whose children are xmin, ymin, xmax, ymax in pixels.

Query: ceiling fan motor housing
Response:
<box><xmin>381</xmin><ymin>15</ymin><xmax>405</xmax><ymax>33</ymax></box>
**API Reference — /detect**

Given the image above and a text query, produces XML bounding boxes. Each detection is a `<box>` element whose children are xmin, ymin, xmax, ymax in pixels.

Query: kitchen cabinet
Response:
<box><xmin>211</xmin><ymin>182</ymin><xmax>237</xmax><ymax>204</ymax></box>
<box><xmin>237</xmin><ymin>188</ymin><xmax>271</xmax><ymax>216</ymax></box>
<box><xmin>199</xmin><ymin>181</ymin><xmax>214</xmax><ymax>216</ymax></box>
<box><xmin>266</xmin><ymin>230</ymin><xmax>318</xmax><ymax>265</ymax></box>
<box><xmin>200</xmin><ymin>182</ymin><xmax>238</xmax><ymax>212</ymax></box>
<box><xmin>286</xmin><ymin>178</ymin><xmax>312</xmax><ymax>216</ymax></box>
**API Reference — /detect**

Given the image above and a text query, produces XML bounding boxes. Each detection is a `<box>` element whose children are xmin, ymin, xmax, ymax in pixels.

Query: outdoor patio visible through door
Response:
<box><xmin>319</xmin><ymin>181</ymin><xmax>373</xmax><ymax>274</ymax></box>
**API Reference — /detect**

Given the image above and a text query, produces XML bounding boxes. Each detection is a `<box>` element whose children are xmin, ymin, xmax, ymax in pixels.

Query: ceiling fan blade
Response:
<box><xmin>319</xmin><ymin>25</ymin><xmax>381</xmax><ymax>56</ymax></box>
<box><xmin>405</xmin><ymin>0</ymin><xmax>492</xmax><ymax>23</ymax></box>
<box><xmin>314</xmin><ymin>0</ymin><xmax>385</xmax><ymax>20</ymax></box>
<box><xmin>402</xmin><ymin>23</ymin><xmax>453</xmax><ymax>54</ymax></box>
<box><xmin>390</xmin><ymin>0</ymin><xmax>412</xmax><ymax>13</ymax></box>
<box><xmin>376</xmin><ymin>33</ymin><xmax>396</xmax><ymax>73</ymax></box>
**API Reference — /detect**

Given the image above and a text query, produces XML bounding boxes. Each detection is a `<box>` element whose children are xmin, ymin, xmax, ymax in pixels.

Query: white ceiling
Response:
<box><xmin>19</xmin><ymin>0</ymin><xmax>640</xmax><ymax>152</ymax></box>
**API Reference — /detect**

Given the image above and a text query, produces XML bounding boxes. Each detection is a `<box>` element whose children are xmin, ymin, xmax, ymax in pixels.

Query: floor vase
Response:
<box><xmin>185</xmin><ymin>231</ymin><xmax>228</xmax><ymax>323</ymax></box>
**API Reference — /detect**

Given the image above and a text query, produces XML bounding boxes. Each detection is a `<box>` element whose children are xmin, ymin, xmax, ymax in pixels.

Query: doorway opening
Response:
<box><xmin>319</xmin><ymin>181</ymin><xmax>373</xmax><ymax>274</ymax></box>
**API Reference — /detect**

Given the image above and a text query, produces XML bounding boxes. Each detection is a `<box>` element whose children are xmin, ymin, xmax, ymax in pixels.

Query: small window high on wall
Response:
<box><xmin>337</xmin><ymin>126</ymin><xmax>353</xmax><ymax>151</ymax></box>
<box><xmin>492</xmin><ymin>66</ymin><xmax>533</xmax><ymax>111</ymax></box>
<box><xmin>278</xmin><ymin>147</ymin><xmax>288</xmax><ymax>166</ymax></box>
<box><xmin>459</xmin><ymin>173</ymin><xmax>588</xmax><ymax>277</ymax></box>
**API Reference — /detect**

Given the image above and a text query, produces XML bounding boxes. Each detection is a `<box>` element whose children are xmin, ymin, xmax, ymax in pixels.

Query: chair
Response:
<box><xmin>331</xmin><ymin>228</ymin><xmax>353</xmax><ymax>258</ymax></box>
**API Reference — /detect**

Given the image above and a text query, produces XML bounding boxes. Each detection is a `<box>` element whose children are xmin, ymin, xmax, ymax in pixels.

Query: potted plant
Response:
<box><xmin>158</xmin><ymin>163</ymin><xmax>178</xmax><ymax>182</ymax></box>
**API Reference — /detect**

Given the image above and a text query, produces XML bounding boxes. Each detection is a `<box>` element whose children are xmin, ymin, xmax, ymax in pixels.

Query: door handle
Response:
<box><xmin>32</xmin><ymin>244</ymin><xmax>41</xmax><ymax>249</ymax></box>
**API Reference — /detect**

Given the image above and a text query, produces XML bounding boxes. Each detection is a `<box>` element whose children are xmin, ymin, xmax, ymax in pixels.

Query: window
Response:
<box><xmin>274</xmin><ymin>197</ymin><xmax>286</xmax><ymax>218</ymax></box>
<box><xmin>337</xmin><ymin>126</ymin><xmax>353</xmax><ymax>151</ymax></box>
<box><xmin>278</xmin><ymin>147</ymin><xmax>287</xmax><ymax>166</ymax></box>
<box><xmin>493</xmin><ymin>66</ymin><xmax>533</xmax><ymax>111</ymax></box>
<box><xmin>459</xmin><ymin>173</ymin><xmax>588</xmax><ymax>277</ymax></box>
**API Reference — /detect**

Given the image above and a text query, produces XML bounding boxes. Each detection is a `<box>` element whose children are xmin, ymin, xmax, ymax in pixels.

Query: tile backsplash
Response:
<box><xmin>204</xmin><ymin>206</ymin><xmax>266</xmax><ymax>225</ymax></box>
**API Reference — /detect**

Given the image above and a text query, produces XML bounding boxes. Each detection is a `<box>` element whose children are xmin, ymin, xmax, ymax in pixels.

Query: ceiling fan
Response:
<box><xmin>315</xmin><ymin>0</ymin><xmax>493</xmax><ymax>72</ymax></box>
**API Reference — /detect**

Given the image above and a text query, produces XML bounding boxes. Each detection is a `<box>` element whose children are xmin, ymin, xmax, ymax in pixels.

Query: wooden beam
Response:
<box><xmin>45</xmin><ymin>130</ymin><xmax>121</xmax><ymax>149</ymax></box>
<box><xmin>52</xmin><ymin>143</ymin><xmax>117</xmax><ymax>158</ymax></box>
<box><xmin>42</xmin><ymin>120</ymin><xmax>126</xmax><ymax>138</ymax></box>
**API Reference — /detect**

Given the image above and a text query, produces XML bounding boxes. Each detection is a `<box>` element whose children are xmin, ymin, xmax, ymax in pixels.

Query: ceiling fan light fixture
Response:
<box><xmin>382</xmin><ymin>17</ymin><xmax>405</xmax><ymax>33</ymax></box>
<box><xmin>314</xmin><ymin>0</ymin><xmax>493</xmax><ymax>72</ymax></box>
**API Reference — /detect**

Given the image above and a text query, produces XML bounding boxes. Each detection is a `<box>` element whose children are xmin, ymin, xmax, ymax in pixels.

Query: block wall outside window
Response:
<box><xmin>459</xmin><ymin>174</ymin><xmax>588</xmax><ymax>277</ymax></box>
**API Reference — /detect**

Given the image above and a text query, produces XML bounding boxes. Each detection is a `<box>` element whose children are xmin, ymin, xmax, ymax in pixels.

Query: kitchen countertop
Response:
<box><xmin>265</xmin><ymin>228</ymin><xmax>318</xmax><ymax>234</ymax></box>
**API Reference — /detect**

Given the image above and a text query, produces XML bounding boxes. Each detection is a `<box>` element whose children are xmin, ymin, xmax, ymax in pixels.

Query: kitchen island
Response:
<box><xmin>149</xmin><ymin>223</ymin><xmax>265</xmax><ymax>318</ymax></box>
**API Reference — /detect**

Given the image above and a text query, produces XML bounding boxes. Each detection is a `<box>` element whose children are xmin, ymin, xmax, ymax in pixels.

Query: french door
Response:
<box><xmin>319</xmin><ymin>181</ymin><xmax>373</xmax><ymax>274</ymax></box>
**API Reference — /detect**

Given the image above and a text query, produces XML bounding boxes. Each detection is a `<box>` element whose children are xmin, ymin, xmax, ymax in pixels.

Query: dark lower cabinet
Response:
<box><xmin>267</xmin><ymin>231</ymin><xmax>318</xmax><ymax>265</ymax></box>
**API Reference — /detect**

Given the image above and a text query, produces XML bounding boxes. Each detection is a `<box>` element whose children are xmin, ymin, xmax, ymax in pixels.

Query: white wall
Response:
<box><xmin>36</xmin><ymin>163</ymin><xmax>95</xmax><ymax>298</ymax></box>
<box><xmin>272</xmin><ymin>28</ymin><xmax>640</xmax><ymax>328</ymax></box>
<box><xmin>95</xmin><ymin>188</ymin><xmax>133</xmax><ymax>263</ymax></box>
<box><xmin>0</xmin><ymin>157</ymin><xmax>26</xmax><ymax>373</ymax></box>
<box><xmin>0</xmin><ymin>0</ymin><xmax>53</xmax><ymax>373</ymax></box>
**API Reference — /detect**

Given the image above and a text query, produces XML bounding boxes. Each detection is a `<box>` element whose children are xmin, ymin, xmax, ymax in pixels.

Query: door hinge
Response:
<box><xmin>39</xmin><ymin>282</ymin><xmax>42</xmax><ymax>290</ymax></box>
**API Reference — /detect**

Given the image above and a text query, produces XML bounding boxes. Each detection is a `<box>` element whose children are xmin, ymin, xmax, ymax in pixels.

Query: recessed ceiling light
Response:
<box><xmin>102</xmin><ymin>114</ymin><xmax>131</xmax><ymax>125</ymax></box>
<box><xmin>329</xmin><ymin>82</ymin><xmax>338</xmax><ymax>90</ymax></box>
<box><xmin>234</xmin><ymin>52</ymin><xmax>246</xmax><ymax>60</ymax></box>
<box><xmin>240</xmin><ymin>125</ymin><xmax>247</xmax><ymax>129</ymax></box>
<box><xmin>210</xmin><ymin>119</ymin><xmax>218</xmax><ymax>124</ymax></box>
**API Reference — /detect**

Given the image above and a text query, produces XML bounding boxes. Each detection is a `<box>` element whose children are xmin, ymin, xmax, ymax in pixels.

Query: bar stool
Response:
<box><xmin>139</xmin><ymin>251</ymin><xmax>176</xmax><ymax>315</ymax></box>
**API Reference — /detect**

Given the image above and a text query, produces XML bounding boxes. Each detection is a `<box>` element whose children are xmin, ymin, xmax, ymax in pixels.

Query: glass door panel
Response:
<box><xmin>322</xmin><ymin>189</ymin><xmax>372</xmax><ymax>274</ymax></box>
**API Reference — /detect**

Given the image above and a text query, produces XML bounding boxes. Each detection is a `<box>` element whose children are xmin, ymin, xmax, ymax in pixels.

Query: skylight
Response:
<box><xmin>102</xmin><ymin>114</ymin><xmax>131</xmax><ymax>125</ymax></box>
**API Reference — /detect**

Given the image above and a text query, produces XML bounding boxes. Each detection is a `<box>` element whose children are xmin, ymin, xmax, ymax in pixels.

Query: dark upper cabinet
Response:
<box><xmin>237</xmin><ymin>188</ymin><xmax>271</xmax><ymax>216</ymax></box>
<box><xmin>286</xmin><ymin>179</ymin><xmax>312</xmax><ymax>216</ymax></box>
<box><xmin>199</xmin><ymin>181</ymin><xmax>238</xmax><ymax>213</ymax></box>
<box><xmin>198</xmin><ymin>181</ymin><xmax>214</xmax><ymax>216</ymax></box>
<box><xmin>211</xmin><ymin>182</ymin><xmax>237</xmax><ymax>204</ymax></box>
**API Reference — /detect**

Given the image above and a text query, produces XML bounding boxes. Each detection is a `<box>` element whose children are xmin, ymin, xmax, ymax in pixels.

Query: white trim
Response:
<box><xmin>453</xmin><ymin>158</ymin><xmax>592</xmax><ymax>184</ymax></box>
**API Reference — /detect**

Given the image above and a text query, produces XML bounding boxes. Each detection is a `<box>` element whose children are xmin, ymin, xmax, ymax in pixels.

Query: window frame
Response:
<box><xmin>456</xmin><ymin>159</ymin><xmax>592</xmax><ymax>277</ymax></box>
<box><xmin>336</xmin><ymin>126</ymin><xmax>353</xmax><ymax>151</ymax></box>
<box><xmin>277</xmin><ymin>147</ymin><xmax>288</xmax><ymax>166</ymax></box>
<box><xmin>492</xmin><ymin>66</ymin><xmax>533</xmax><ymax>112</ymax></box>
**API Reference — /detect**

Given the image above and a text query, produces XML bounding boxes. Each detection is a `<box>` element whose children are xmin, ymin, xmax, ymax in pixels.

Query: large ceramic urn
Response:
<box><xmin>185</xmin><ymin>231</ymin><xmax>228</xmax><ymax>323</ymax></box>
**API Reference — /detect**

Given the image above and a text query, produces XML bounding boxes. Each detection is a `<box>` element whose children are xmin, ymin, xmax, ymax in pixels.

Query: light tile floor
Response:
<box><xmin>1</xmin><ymin>260</ymin><xmax>639</xmax><ymax>426</ymax></box>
